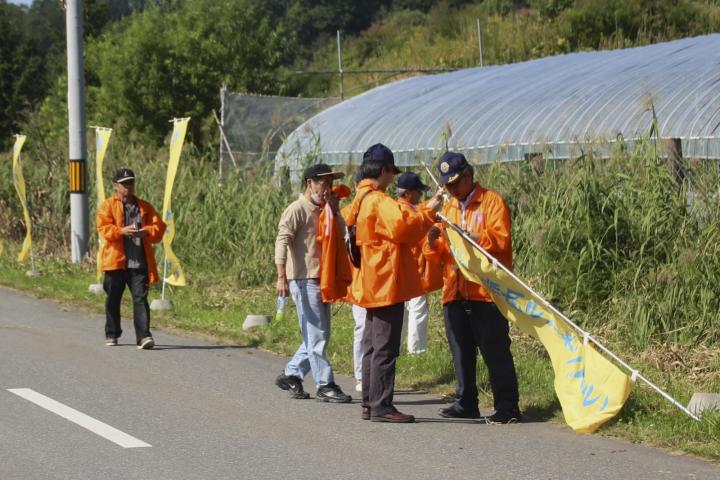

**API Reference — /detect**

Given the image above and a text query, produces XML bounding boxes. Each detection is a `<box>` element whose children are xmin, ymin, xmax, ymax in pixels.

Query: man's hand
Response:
<box><xmin>425</xmin><ymin>189</ymin><xmax>445</xmax><ymax>212</ymax></box>
<box><xmin>464</xmin><ymin>230</ymin><xmax>481</xmax><ymax>243</ymax></box>
<box><xmin>120</xmin><ymin>225</ymin><xmax>137</xmax><ymax>237</ymax></box>
<box><xmin>133</xmin><ymin>228</ymin><xmax>149</xmax><ymax>239</ymax></box>
<box><xmin>428</xmin><ymin>226</ymin><xmax>441</xmax><ymax>248</ymax></box>
<box><xmin>324</xmin><ymin>190</ymin><xmax>340</xmax><ymax>215</ymax></box>
<box><xmin>277</xmin><ymin>275</ymin><xmax>289</xmax><ymax>297</ymax></box>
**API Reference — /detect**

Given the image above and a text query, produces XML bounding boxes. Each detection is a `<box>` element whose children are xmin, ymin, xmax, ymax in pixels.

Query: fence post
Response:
<box><xmin>219</xmin><ymin>85</ymin><xmax>227</xmax><ymax>186</ymax></box>
<box><xmin>337</xmin><ymin>30</ymin><xmax>344</xmax><ymax>100</ymax></box>
<box><xmin>477</xmin><ymin>18</ymin><xmax>484</xmax><ymax>67</ymax></box>
<box><xmin>524</xmin><ymin>152</ymin><xmax>544</xmax><ymax>175</ymax></box>
<box><xmin>666</xmin><ymin>137</ymin><xmax>684</xmax><ymax>188</ymax></box>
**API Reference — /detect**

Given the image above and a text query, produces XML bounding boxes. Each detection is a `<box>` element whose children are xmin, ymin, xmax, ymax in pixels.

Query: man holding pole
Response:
<box><xmin>97</xmin><ymin>168</ymin><xmax>166</xmax><ymax>349</ymax></box>
<box><xmin>423</xmin><ymin>152</ymin><xmax>521</xmax><ymax>424</ymax></box>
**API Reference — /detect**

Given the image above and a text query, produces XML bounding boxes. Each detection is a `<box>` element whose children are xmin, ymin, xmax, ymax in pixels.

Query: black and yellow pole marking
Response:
<box><xmin>68</xmin><ymin>159</ymin><xmax>86</xmax><ymax>193</ymax></box>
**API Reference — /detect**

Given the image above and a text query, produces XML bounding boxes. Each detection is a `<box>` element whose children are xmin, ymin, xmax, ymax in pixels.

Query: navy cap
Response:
<box><xmin>438</xmin><ymin>152</ymin><xmax>470</xmax><ymax>185</ymax></box>
<box><xmin>112</xmin><ymin>167</ymin><xmax>135</xmax><ymax>183</ymax></box>
<box><xmin>397</xmin><ymin>172</ymin><xmax>430</xmax><ymax>192</ymax></box>
<box><xmin>362</xmin><ymin>143</ymin><xmax>401</xmax><ymax>174</ymax></box>
<box><xmin>303</xmin><ymin>163</ymin><xmax>345</xmax><ymax>184</ymax></box>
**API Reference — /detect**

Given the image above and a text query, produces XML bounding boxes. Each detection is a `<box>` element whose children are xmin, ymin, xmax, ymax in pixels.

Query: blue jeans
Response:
<box><xmin>284</xmin><ymin>279</ymin><xmax>334</xmax><ymax>387</ymax></box>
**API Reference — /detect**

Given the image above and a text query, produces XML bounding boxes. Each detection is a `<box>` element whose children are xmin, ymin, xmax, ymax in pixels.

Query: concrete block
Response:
<box><xmin>88</xmin><ymin>283</ymin><xmax>104</xmax><ymax>294</ymax></box>
<box><xmin>150</xmin><ymin>298</ymin><xmax>174</xmax><ymax>311</ymax></box>
<box><xmin>243</xmin><ymin>315</ymin><xmax>271</xmax><ymax>331</ymax></box>
<box><xmin>688</xmin><ymin>393</ymin><xmax>720</xmax><ymax>416</ymax></box>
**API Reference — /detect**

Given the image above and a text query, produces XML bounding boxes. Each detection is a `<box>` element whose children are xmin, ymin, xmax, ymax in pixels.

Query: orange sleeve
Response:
<box><xmin>422</xmin><ymin>228</ymin><xmax>453</xmax><ymax>264</ymax></box>
<box><xmin>371</xmin><ymin>195</ymin><xmax>434</xmax><ymax>245</ymax></box>
<box><xmin>96</xmin><ymin>200</ymin><xmax>122</xmax><ymax>242</ymax></box>
<box><xmin>475</xmin><ymin>193</ymin><xmax>511</xmax><ymax>257</ymax></box>
<box><xmin>142</xmin><ymin>202</ymin><xmax>166</xmax><ymax>244</ymax></box>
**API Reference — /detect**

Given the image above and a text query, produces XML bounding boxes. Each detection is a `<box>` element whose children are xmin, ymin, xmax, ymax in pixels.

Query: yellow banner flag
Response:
<box><xmin>161</xmin><ymin>118</ymin><xmax>189</xmax><ymax>287</ymax></box>
<box><xmin>445</xmin><ymin>226</ymin><xmax>633</xmax><ymax>433</ymax></box>
<box><xmin>12</xmin><ymin>135</ymin><xmax>32</xmax><ymax>263</ymax></box>
<box><xmin>94</xmin><ymin>128</ymin><xmax>112</xmax><ymax>281</ymax></box>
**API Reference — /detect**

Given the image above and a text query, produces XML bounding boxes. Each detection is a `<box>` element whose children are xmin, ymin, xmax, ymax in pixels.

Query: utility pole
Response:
<box><xmin>337</xmin><ymin>30</ymin><xmax>344</xmax><ymax>100</ymax></box>
<box><xmin>66</xmin><ymin>0</ymin><xmax>89</xmax><ymax>263</ymax></box>
<box><xmin>477</xmin><ymin>18</ymin><xmax>484</xmax><ymax>67</ymax></box>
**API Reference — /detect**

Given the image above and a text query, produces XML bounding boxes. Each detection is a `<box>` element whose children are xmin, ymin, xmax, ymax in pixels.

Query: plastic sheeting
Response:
<box><xmin>276</xmin><ymin>34</ymin><xmax>720</xmax><ymax>174</ymax></box>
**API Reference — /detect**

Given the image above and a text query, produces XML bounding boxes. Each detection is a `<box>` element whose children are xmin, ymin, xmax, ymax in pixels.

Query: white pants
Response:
<box><xmin>403</xmin><ymin>295</ymin><xmax>428</xmax><ymax>354</ymax></box>
<box><xmin>351</xmin><ymin>305</ymin><xmax>367</xmax><ymax>381</ymax></box>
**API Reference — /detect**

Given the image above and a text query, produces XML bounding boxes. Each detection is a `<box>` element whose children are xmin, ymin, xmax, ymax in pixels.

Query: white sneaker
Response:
<box><xmin>355</xmin><ymin>381</ymin><xmax>362</xmax><ymax>392</ymax></box>
<box><xmin>138</xmin><ymin>337</ymin><xmax>155</xmax><ymax>350</ymax></box>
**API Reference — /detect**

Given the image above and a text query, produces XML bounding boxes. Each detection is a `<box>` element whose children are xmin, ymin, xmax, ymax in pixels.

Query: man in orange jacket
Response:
<box><xmin>424</xmin><ymin>152</ymin><xmax>521</xmax><ymax>424</ymax></box>
<box><xmin>96</xmin><ymin>168</ymin><xmax>166</xmax><ymax>349</ymax></box>
<box><xmin>346</xmin><ymin>144</ymin><xmax>443</xmax><ymax>423</ymax></box>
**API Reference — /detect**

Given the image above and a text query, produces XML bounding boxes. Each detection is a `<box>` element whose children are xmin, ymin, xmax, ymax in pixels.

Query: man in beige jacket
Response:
<box><xmin>274</xmin><ymin>163</ymin><xmax>352</xmax><ymax>403</ymax></box>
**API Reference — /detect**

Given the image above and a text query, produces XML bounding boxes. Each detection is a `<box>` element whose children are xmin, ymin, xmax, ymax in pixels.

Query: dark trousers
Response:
<box><xmin>104</xmin><ymin>269</ymin><xmax>151</xmax><ymax>343</ymax></box>
<box><xmin>361</xmin><ymin>302</ymin><xmax>404</xmax><ymax>416</ymax></box>
<box><xmin>443</xmin><ymin>300</ymin><xmax>519</xmax><ymax>414</ymax></box>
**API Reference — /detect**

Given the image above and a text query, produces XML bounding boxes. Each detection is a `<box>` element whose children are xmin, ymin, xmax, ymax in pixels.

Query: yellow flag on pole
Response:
<box><xmin>161</xmin><ymin>118</ymin><xmax>189</xmax><ymax>287</ymax></box>
<box><xmin>94</xmin><ymin>128</ymin><xmax>112</xmax><ymax>282</ymax></box>
<box><xmin>12</xmin><ymin>135</ymin><xmax>32</xmax><ymax>263</ymax></box>
<box><xmin>444</xmin><ymin>225</ymin><xmax>633</xmax><ymax>433</ymax></box>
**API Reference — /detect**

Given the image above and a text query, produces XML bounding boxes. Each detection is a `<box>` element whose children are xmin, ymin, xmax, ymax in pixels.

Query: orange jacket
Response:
<box><xmin>317</xmin><ymin>203</ymin><xmax>352</xmax><ymax>303</ymax></box>
<box><xmin>398</xmin><ymin>198</ymin><xmax>443</xmax><ymax>294</ymax></box>
<box><xmin>423</xmin><ymin>183</ymin><xmax>512</xmax><ymax>304</ymax></box>
<box><xmin>344</xmin><ymin>179</ymin><xmax>436</xmax><ymax>308</ymax></box>
<box><xmin>96</xmin><ymin>194</ymin><xmax>166</xmax><ymax>284</ymax></box>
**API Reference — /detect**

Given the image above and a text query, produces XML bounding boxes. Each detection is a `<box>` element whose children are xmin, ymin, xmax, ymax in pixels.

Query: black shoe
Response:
<box><xmin>485</xmin><ymin>410</ymin><xmax>521</xmax><ymax>424</ymax></box>
<box><xmin>438</xmin><ymin>405</ymin><xmax>481</xmax><ymax>419</ymax></box>
<box><xmin>316</xmin><ymin>383</ymin><xmax>352</xmax><ymax>403</ymax></box>
<box><xmin>275</xmin><ymin>373</ymin><xmax>310</xmax><ymax>399</ymax></box>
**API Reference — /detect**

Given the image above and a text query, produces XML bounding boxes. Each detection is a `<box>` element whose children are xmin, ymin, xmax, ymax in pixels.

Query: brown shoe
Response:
<box><xmin>370</xmin><ymin>410</ymin><xmax>415</xmax><ymax>423</ymax></box>
<box><xmin>361</xmin><ymin>406</ymin><xmax>371</xmax><ymax>420</ymax></box>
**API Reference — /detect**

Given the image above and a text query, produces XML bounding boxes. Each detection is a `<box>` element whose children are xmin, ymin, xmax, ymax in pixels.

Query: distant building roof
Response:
<box><xmin>276</xmin><ymin>34</ymin><xmax>720</xmax><ymax>173</ymax></box>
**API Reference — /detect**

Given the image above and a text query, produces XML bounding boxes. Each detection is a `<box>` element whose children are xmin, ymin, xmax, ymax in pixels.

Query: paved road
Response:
<box><xmin>1</xmin><ymin>287</ymin><xmax>718</xmax><ymax>480</ymax></box>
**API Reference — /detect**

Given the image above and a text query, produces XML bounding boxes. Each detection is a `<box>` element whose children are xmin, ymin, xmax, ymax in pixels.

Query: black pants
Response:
<box><xmin>443</xmin><ymin>300</ymin><xmax>519</xmax><ymax>414</ymax></box>
<box><xmin>361</xmin><ymin>302</ymin><xmax>404</xmax><ymax>417</ymax></box>
<box><xmin>104</xmin><ymin>269</ymin><xmax>151</xmax><ymax>343</ymax></box>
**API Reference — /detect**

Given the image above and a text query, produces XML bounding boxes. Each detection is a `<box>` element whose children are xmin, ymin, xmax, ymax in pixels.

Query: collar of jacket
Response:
<box><xmin>112</xmin><ymin>192</ymin><xmax>138</xmax><ymax>204</ymax></box>
<box><xmin>298</xmin><ymin>193</ymin><xmax>322</xmax><ymax>211</ymax></box>
<box><xmin>448</xmin><ymin>182</ymin><xmax>485</xmax><ymax>209</ymax></box>
<box><xmin>397</xmin><ymin>197</ymin><xmax>418</xmax><ymax>210</ymax></box>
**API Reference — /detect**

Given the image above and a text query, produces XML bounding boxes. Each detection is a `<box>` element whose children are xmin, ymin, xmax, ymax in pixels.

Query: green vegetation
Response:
<box><xmin>4</xmin><ymin>0</ymin><xmax>720</xmax><ymax>144</ymax></box>
<box><xmin>1</xmin><ymin>133</ymin><xmax>719</xmax><ymax>459</ymax></box>
<box><xmin>1</xmin><ymin>0</ymin><xmax>719</xmax><ymax>462</ymax></box>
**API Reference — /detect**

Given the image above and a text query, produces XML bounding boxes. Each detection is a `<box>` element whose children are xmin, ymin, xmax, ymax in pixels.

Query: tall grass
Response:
<box><xmin>2</xmin><ymin>134</ymin><xmax>720</xmax><ymax>348</ymax></box>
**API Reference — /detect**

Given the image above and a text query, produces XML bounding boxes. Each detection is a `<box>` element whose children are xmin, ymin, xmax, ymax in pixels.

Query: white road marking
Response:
<box><xmin>7</xmin><ymin>388</ymin><xmax>151</xmax><ymax>448</ymax></box>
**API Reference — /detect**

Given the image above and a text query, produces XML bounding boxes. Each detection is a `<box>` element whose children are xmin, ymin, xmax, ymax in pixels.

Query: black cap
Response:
<box><xmin>438</xmin><ymin>152</ymin><xmax>470</xmax><ymax>185</ymax></box>
<box><xmin>112</xmin><ymin>167</ymin><xmax>135</xmax><ymax>183</ymax></box>
<box><xmin>396</xmin><ymin>172</ymin><xmax>430</xmax><ymax>192</ymax></box>
<box><xmin>362</xmin><ymin>143</ymin><xmax>401</xmax><ymax>174</ymax></box>
<box><xmin>302</xmin><ymin>163</ymin><xmax>345</xmax><ymax>184</ymax></box>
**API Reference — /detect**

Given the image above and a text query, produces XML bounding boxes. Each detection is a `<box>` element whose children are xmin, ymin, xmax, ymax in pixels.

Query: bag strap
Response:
<box><xmin>349</xmin><ymin>189</ymin><xmax>377</xmax><ymax>225</ymax></box>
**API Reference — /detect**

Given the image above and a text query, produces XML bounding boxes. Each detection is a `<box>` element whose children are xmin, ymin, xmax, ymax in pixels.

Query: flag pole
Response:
<box><xmin>161</xmin><ymin>256</ymin><xmax>168</xmax><ymax>301</ymax></box>
<box><xmin>437</xmin><ymin>212</ymin><xmax>700</xmax><ymax>422</ymax></box>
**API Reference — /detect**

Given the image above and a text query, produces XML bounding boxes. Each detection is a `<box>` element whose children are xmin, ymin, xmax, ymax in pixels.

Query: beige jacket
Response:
<box><xmin>274</xmin><ymin>194</ymin><xmax>327</xmax><ymax>280</ymax></box>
